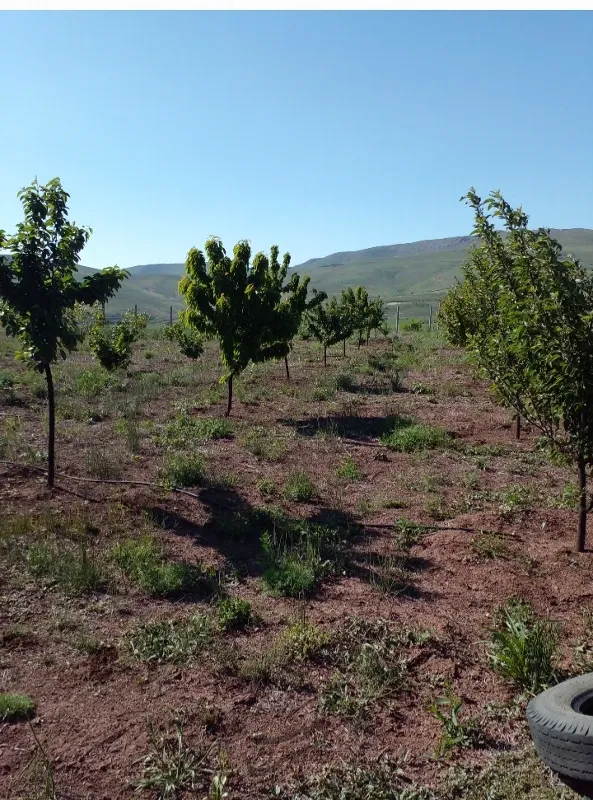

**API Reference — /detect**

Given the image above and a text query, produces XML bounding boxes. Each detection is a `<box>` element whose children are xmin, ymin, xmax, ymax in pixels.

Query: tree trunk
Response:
<box><xmin>323</xmin><ymin>346</ymin><xmax>327</xmax><ymax>368</ymax></box>
<box><xmin>577</xmin><ymin>453</ymin><xmax>587</xmax><ymax>553</ymax></box>
<box><xmin>515</xmin><ymin>414</ymin><xmax>521</xmax><ymax>440</ymax></box>
<box><xmin>225</xmin><ymin>374</ymin><xmax>233</xmax><ymax>417</ymax></box>
<box><xmin>44</xmin><ymin>364</ymin><xmax>55</xmax><ymax>488</ymax></box>
<box><xmin>284</xmin><ymin>355</ymin><xmax>290</xmax><ymax>381</ymax></box>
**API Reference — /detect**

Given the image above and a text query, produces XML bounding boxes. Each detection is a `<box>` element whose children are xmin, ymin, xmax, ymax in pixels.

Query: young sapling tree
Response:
<box><xmin>0</xmin><ymin>178</ymin><xmax>126</xmax><ymax>486</ymax></box>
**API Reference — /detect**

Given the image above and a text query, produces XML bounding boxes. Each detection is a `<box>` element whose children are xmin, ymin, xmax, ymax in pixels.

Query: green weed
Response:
<box><xmin>112</xmin><ymin>536</ymin><xmax>215</xmax><ymax>598</ymax></box>
<box><xmin>217</xmin><ymin>598</ymin><xmax>256</xmax><ymax>632</ymax></box>
<box><xmin>380</xmin><ymin>415</ymin><xmax>450</xmax><ymax>453</ymax></box>
<box><xmin>0</xmin><ymin>692</ymin><xmax>36</xmax><ymax>722</ymax></box>
<box><xmin>429</xmin><ymin>683</ymin><xmax>481</xmax><ymax>759</ymax></box>
<box><xmin>335</xmin><ymin>456</ymin><xmax>363</xmax><ymax>481</ymax></box>
<box><xmin>125</xmin><ymin>614</ymin><xmax>213</xmax><ymax>665</ymax></box>
<box><xmin>283</xmin><ymin>469</ymin><xmax>317</xmax><ymax>502</ymax></box>
<box><xmin>160</xmin><ymin>453</ymin><xmax>206</xmax><ymax>488</ymax></box>
<box><xmin>488</xmin><ymin>598</ymin><xmax>559</xmax><ymax>693</ymax></box>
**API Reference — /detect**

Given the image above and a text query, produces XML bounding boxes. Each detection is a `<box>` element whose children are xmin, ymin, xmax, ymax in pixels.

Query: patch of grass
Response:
<box><xmin>380</xmin><ymin>415</ymin><xmax>450</xmax><ymax>453</ymax></box>
<box><xmin>283</xmin><ymin>469</ymin><xmax>317</xmax><ymax>502</ymax></box>
<box><xmin>318</xmin><ymin>618</ymin><xmax>430</xmax><ymax>721</ymax></box>
<box><xmin>161</xmin><ymin>411</ymin><xmax>233</xmax><ymax>448</ymax></box>
<box><xmin>441</xmin><ymin>746</ymin><xmax>581</xmax><ymax>799</ymax></box>
<box><xmin>498</xmin><ymin>485</ymin><xmax>533</xmax><ymax>519</ymax></box>
<box><xmin>334</xmin><ymin>372</ymin><xmax>355</xmax><ymax>391</ymax></box>
<box><xmin>115</xmin><ymin>416</ymin><xmax>141</xmax><ymax>453</ymax></box>
<box><xmin>311</xmin><ymin>381</ymin><xmax>336</xmax><ymax>402</ymax></box>
<box><xmin>257</xmin><ymin>478</ymin><xmax>277</xmax><ymax>498</ymax></box>
<box><xmin>135</xmin><ymin>719</ymin><xmax>217</xmax><ymax>799</ymax></box>
<box><xmin>217</xmin><ymin>597</ymin><xmax>256</xmax><ymax>632</ymax></box>
<box><xmin>488</xmin><ymin>598</ymin><xmax>560</xmax><ymax>693</ymax></box>
<box><xmin>262</xmin><ymin>555</ymin><xmax>318</xmax><ymax>598</ymax></box>
<box><xmin>85</xmin><ymin>447</ymin><xmax>122</xmax><ymax>479</ymax></box>
<box><xmin>160</xmin><ymin>453</ymin><xmax>206</xmax><ymax>488</ymax></box>
<box><xmin>424</xmin><ymin>496</ymin><xmax>455</xmax><ymax>521</ymax></box>
<box><xmin>272</xmin><ymin>758</ymin><xmax>432</xmax><ymax>800</ymax></box>
<box><xmin>335</xmin><ymin>456</ymin><xmax>363</xmax><ymax>481</ymax></box>
<box><xmin>112</xmin><ymin>536</ymin><xmax>216</xmax><ymax>598</ymax></box>
<box><xmin>367</xmin><ymin>552</ymin><xmax>415</xmax><ymax>596</ymax></box>
<box><xmin>547</xmin><ymin>482</ymin><xmax>579</xmax><ymax>510</ymax></box>
<box><xmin>0</xmin><ymin>692</ymin><xmax>36</xmax><ymax>721</ymax></box>
<box><xmin>240</xmin><ymin>426</ymin><xmax>287</xmax><ymax>461</ymax></box>
<box><xmin>259</xmin><ymin>514</ymin><xmax>347</xmax><ymax>598</ymax></box>
<box><xmin>124</xmin><ymin>614</ymin><xmax>214</xmax><ymax>665</ymax></box>
<box><xmin>75</xmin><ymin>368</ymin><xmax>118</xmax><ymax>398</ymax></box>
<box><xmin>470</xmin><ymin>531</ymin><xmax>508</xmax><ymax>560</ymax></box>
<box><xmin>27</xmin><ymin>539</ymin><xmax>108</xmax><ymax>595</ymax></box>
<box><xmin>382</xmin><ymin>498</ymin><xmax>406</xmax><ymax>509</ymax></box>
<box><xmin>281</xmin><ymin>617</ymin><xmax>330</xmax><ymax>662</ymax></box>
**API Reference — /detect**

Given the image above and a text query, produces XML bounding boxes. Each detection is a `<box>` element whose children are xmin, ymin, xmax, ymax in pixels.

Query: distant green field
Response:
<box><xmin>86</xmin><ymin>228</ymin><xmax>593</xmax><ymax>320</ymax></box>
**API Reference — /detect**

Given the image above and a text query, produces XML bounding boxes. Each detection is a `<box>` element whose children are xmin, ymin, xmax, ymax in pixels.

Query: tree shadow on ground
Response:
<box><xmin>143</xmin><ymin>488</ymin><xmax>376</xmax><ymax>586</ymax></box>
<box><xmin>348</xmin><ymin>548</ymin><xmax>435</xmax><ymax>601</ymax></box>
<box><xmin>279</xmin><ymin>414</ymin><xmax>399</xmax><ymax>443</ymax></box>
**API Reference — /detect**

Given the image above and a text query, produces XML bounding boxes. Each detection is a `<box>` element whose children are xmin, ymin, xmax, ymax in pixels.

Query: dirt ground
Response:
<box><xmin>0</xmin><ymin>329</ymin><xmax>591</xmax><ymax>799</ymax></box>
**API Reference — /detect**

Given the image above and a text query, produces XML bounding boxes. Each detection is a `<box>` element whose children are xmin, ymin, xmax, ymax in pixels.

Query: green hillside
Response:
<box><xmin>82</xmin><ymin>227</ymin><xmax>593</xmax><ymax>319</ymax></box>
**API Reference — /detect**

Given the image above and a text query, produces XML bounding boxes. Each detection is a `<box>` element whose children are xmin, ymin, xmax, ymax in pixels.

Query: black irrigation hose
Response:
<box><xmin>0</xmin><ymin>459</ymin><xmax>202</xmax><ymax>501</ymax></box>
<box><xmin>0</xmin><ymin>460</ymin><xmax>505</xmax><ymax>536</ymax></box>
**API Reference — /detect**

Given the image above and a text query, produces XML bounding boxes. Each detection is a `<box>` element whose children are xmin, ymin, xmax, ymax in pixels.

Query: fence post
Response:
<box><xmin>134</xmin><ymin>304</ymin><xmax>138</xmax><ymax>318</ymax></box>
<box><xmin>169</xmin><ymin>306</ymin><xmax>173</xmax><ymax>327</ymax></box>
<box><xmin>429</xmin><ymin>304</ymin><xmax>433</xmax><ymax>332</ymax></box>
<box><xmin>396</xmin><ymin>305</ymin><xmax>400</xmax><ymax>334</ymax></box>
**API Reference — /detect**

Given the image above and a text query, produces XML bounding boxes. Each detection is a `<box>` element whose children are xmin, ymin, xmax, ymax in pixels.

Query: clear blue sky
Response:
<box><xmin>1</xmin><ymin>11</ymin><xmax>591</xmax><ymax>270</ymax></box>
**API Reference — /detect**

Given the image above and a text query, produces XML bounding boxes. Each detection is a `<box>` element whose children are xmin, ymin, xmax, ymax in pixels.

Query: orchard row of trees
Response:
<box><xmin>0</xmin><ymin>178</ymin><xmax>387</xmax><ymax>485</ymax></box>
<box><xmin>440</xmin><ymin>189</ymin><xmax>593</xmax><ymax>552</ymax></box>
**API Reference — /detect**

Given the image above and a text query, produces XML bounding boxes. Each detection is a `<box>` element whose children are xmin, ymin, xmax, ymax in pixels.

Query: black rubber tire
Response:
<box><xmin>527</xmin><ymin>673</ymin><xmax>593</xmax><ymax>783</ymax></box>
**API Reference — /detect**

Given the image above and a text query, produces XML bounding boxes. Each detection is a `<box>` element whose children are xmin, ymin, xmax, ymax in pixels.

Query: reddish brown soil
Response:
<box><xmin>0</xmin><ymin>334</ymin><xmax>591</xmax><ymax>798</ymax></box>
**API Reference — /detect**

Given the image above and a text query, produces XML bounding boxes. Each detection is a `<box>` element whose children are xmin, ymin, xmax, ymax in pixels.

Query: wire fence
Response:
<box><xmin>103</xmin><ymin>301</ymin><xmax>443</xmax><ymax>332</ymax></box>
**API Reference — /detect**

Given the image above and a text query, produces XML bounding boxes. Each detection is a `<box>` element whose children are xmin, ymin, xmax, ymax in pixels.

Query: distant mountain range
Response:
<box><xmin>77</xmin><ymin>227</ymin><xmax>593</xmax><ymax>319</ymax></box>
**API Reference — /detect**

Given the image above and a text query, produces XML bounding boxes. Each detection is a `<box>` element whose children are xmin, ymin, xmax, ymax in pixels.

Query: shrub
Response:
<box><xmin>380</xmin><ymin>415</ymin><xmax>450</xmax><ymax>453</ymax></box>
<box><xmin>89</xmin><ymin>309</ymin><xmax>149</xmax><ymax>371</ymax></box>
<box><xmin>334</xmin><ymin>372</ymin><xmax>355</xmax><ymax>391</ymax></box>
<box><xmin>488</xmin><ymin>599</ymin><xmax>559</xmax><ymax>693</ymax></box>
<box><xmin>160</xmin><ymin>453</ymin><xmax>206</xmax><ymax>488</ymax></box>
<box><xmin>0</xmin><ymin>692</ymin><xmax>36</xmax><ymax>722</ymax></box>
<box><xmin>283</xmin><ymin>469</ymin><xmax>317</xmax><ymax>502</ymax></box>
<box><xmin>164</xmin><ymin>321</ymin><xmax>204</xmax><ymax>360</ymax></box>
<box><xmin>124</xmin><ymin>614</ymin><xmax>213</xmax><ymax>664</ymax></box>
<box><xmin>400</xmin><ymin>319</ymin><xmax>423</xmax><ymax>332</ymax></box>
<box><xmin>217</xmin><ymin>597</ymin><xmax>256</xmax><ymax>632</ymax></box>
